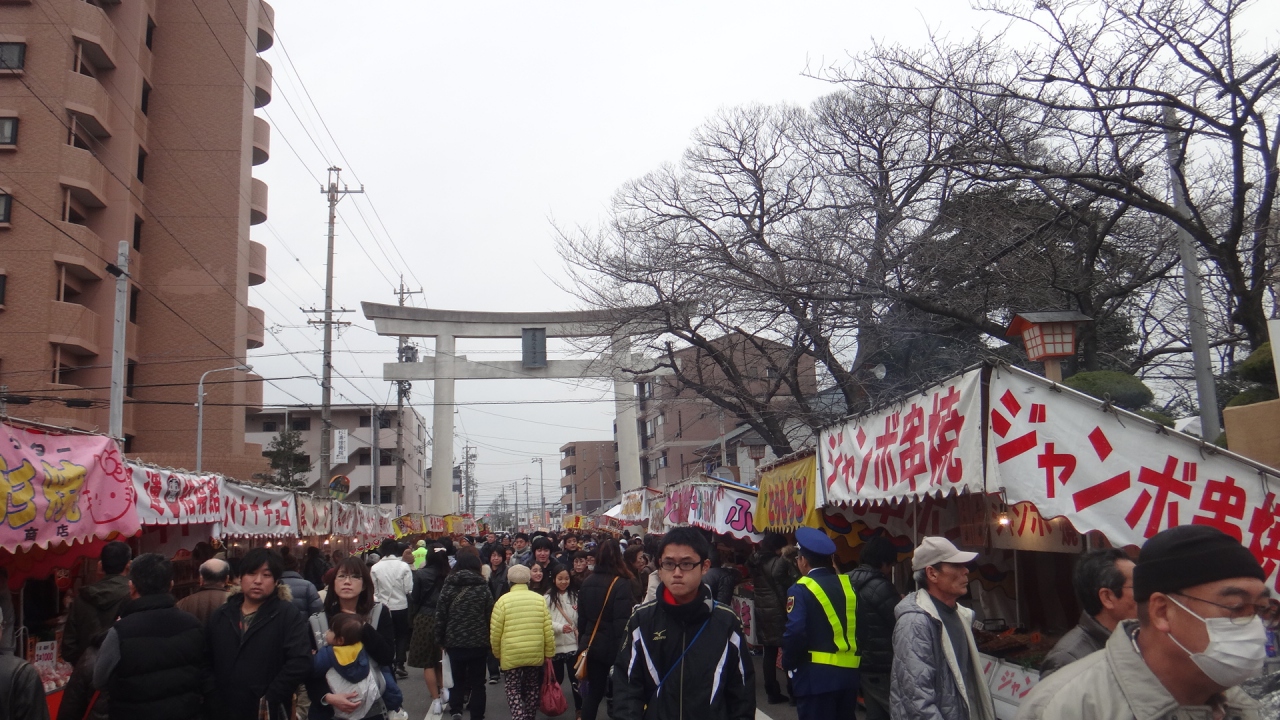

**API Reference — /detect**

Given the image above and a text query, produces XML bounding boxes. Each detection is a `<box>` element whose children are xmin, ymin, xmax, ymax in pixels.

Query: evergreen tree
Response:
<box><xmin>264</xmin><ymin>428</ymin><xmax>311</xmax><ymax>488</ymax></box>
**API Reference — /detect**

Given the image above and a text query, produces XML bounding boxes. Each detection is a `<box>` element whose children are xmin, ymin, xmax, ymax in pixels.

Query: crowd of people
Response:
<box><xmin>1</xmin><ymin>523</ymin><xmax>1277</xmax><ymax>720</ymax></box>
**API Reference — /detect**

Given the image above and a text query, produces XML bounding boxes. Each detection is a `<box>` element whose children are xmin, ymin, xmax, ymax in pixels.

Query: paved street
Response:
<box><xmin>404</xmin><ymin>654</ymin><xmax>806</xmax><ymax>720</ymax></box>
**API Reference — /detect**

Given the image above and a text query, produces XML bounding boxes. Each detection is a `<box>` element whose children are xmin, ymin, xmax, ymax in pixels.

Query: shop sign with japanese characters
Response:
<box><xmin>821</xmin><ymin>370</ymin><xmax>984</xmax><ymax>505</ymax></box>
<box><xmin>0</xmin><ymin>424</ymin><xmax>139</xmax><ymax>551</ymax></box>
<box><xmin>756</xmin><ymin>455</ymin><xmax>818</xmax><ymax>531</ymax></box>
<box><xmin>988</xmin><ymin>365</ymin><xmax>1280</xmax><ymax>590</ymax></box>
<box><xmin>707</xmin><ymin>488</ymin><xmax>762</xmax><ymax>542</ymax></box>
<box><xmin>217</xmin><ymin>482</ymin><xmax>297</xmax><ymax>537</ymax></box>
<box><xmin>131</xmin><ymin>466</ymin><xmax>221</xmax><ymax>526</ymax></box>
<box><xmin>296</xmin><ymin>495</ymin><xmax>332</xmax><ymax>536</ymax></box>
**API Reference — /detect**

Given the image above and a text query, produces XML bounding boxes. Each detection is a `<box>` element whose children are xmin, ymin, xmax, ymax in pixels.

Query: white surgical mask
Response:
<box><xmin>1167</xmin><ymin>596</ymin><xmax>1267</xmax><ymax>688</ymax></box>
<box><xmin>587</xmin><ymin>563</ymin><xmax>595</xmax><ymax>572</ymax></box>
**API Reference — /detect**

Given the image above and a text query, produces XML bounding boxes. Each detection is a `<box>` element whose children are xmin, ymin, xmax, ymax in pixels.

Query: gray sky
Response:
<box><xmin>248</xmin><ymin>1</ymin><xmax>1035</xmax><ymax>509</ymax></box>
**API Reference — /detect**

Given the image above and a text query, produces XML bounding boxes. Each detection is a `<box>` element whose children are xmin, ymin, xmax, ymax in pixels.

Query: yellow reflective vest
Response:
<box><xmin>796</xmin><ymin>574</ymin><xmax>860</xmax><ymax>668</ymax></box>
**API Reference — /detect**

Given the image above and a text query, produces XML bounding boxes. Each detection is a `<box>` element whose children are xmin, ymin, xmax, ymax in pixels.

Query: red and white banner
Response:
<box><xmin>378</xmin><ymin>507</ymin><xmax>396</xmax><ymax>536</ymax></box>
<box><xmin>297</xmin><ymin>495</ymin><xmax>332</xmax><ymax>536</ymax></box>
<box><xmin>821</xmin><ymin>369</ymin><xmax>985</xmax><ymax>505</ymax></box>
<box><xmin>0</xmin><ymin>424</ymin><xmax>139</xmax><ymax>551</ymax></box>
<box><xmin>988</xmin><ymin>365</ymin><xmax>1280</xmax><ymax>590</ymax></box>
<box><xmin>218</xmin><ymin>482</ymin><xmax>297</xmax><ymax>537</ymax></box>
<box><xmin>356</xmin><ymin>504</ymin><xmax>379</xmax><ymax>538</ymax></box>
<box><xmin>333</xmin><ymin>502</ymin><xmax>357</xmax><ymax>536</ymax></box>
<box><xmin>131</xmin><ymin>466</ymin><xmax>221</xmax><ymax>526</ymax></box>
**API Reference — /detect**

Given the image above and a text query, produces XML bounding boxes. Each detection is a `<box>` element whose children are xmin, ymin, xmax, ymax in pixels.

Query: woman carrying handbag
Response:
<box><xmin>574</xmin><ymin>540</ymin><xmax>634</xmax><ymax>720</ymax></box>
<box><xmin>545</xmin><ymin>568</ymin><xmax>582</xmax><ymax>719</ymax></box>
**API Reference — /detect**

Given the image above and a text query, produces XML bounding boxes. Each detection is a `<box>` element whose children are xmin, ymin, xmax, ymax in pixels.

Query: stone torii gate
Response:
<box><xmin>362</xmin><ymin>303</ymin><xmax>654</xmax><ymax>517</ymax></box>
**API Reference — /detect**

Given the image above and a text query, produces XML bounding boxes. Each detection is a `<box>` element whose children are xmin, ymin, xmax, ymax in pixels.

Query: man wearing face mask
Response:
<box><xmin>1017</xmin><ymin>525</ymin><xmax>1278</xmax><ymax>720</ymax></box>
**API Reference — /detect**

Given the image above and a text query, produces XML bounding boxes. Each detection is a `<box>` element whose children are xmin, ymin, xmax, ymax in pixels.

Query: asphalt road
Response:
<box><xmin>403</xmin><ymin>654</ymin><xmax>805</xmax><ymax>720</ymax></box>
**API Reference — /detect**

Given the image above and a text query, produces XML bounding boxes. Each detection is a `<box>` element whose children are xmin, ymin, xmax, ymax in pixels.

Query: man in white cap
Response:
<box><xmin>890</xmin><ymin>536</ymin><xmax>994</xmax><ymax>720</ymax></box>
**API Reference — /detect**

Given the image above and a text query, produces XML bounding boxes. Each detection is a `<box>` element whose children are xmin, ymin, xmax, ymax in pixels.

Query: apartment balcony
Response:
<box><xmin>252</xmin><ymin>115</ymin><xmax>270</xmax><ymax>165</ymax></box>
<box><xmin>49</xmin><ymin>301</ymin><xmax>101</xmax><ymax>356</ymax></box>
<box><xmin>254</xmin><ymin>57</ymin><xmax>272</xmax><ymax>108</ymax></box>
<box><xmin>250</xmin><ymin>178</ymin><xmax>268</xmax><ymax>225</ymax></box>
<box><xmin>247</xmin><ymin>306</ymin><xmax>265</xmax><ymax>349</ymax></box>
<box><xmin>54</xmin><ymin>222</ymin><xmax>106</xmax><ymax>270</ymax></box>
<box><xmin>60</xmin><ymin>145</ymin><xmax>108</xmax><ymax>208</ymax></box>
<box><xmin>244</xmin><ymin>372</ymin><xmax>264</xmax><ymax>413</ymax></box>
<box><xmin>65</xmin><ymin>72</ymin><xmax>112</xmax><ymax>137</ymax></box>
<box><xmin>248</xmin><ymin>240</ymin><xmax>267</xmax><ymax>286</ymax></box>
<box><xmin>257</xmin><ymin>1</ymin><xmax>275</xmax><ymax>52</ymax></box>
<box><xmin>67</xmin><ymin>1</ymin><xmax>118</xmax><ymax>69</ymax></box>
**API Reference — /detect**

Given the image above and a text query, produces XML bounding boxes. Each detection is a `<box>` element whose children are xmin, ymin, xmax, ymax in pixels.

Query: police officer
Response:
<box><xmin>782</xmin><ymin>527</ymin><xmax>860</xmax><ymax>720</ymax></box>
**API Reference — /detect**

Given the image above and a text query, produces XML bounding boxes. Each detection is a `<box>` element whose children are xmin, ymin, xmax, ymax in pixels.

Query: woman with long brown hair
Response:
<box><xmin>576</xmin><ymin>539</ymin><xmax>634</xmax><ymax>720</ymax></box>
<box><xmin>304</xmin><ymin>556</ymin><xmax>396</xmax><ymax>718</ymax></box>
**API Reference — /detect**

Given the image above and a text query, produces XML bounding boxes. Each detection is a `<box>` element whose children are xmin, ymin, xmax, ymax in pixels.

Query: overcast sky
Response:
<box><xmin>249</xmin><ymin>1</ymin><xmax>1276</xmax><ymax>510</ymax></box>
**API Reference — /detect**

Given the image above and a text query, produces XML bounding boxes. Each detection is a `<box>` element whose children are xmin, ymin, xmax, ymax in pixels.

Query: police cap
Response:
<box><xmin>795</xmin><ymin>527</ymin><xmax>836</xmax><ymax>556</ymax></box>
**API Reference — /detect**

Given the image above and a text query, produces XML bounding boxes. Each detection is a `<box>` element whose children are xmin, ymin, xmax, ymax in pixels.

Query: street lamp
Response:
<box><xmin>1005</xmin><ymin>311</ymin><xmax>1091</xmax><ymax>383</ymax></box>
<box><xmin>196</xmin><ymin>364</ymin><xmax>252</xmax><ymax>473</ymax></box>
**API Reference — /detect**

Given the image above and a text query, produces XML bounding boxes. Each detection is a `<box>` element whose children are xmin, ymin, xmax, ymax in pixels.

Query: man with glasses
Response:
<box><xmin>612</xmin><ymin>527</ymin><xmax>755</xmax><ymax>720</ymax></box>
<box><xmin>1040</xmin><ymin>549</ymin><xmax>1137</xmax><ymax>678</ymax></box>
<box><xmin>891</xmin><ymin>536</ymin><xmax>995</xmax><ymax>720</ymax></box>
<box><xmin>1018</xmin><ymin>525</ymin><xmax>1275</xmax><ymax>720</ymax></box>
<box><xmin>783</xmin><ymin>527</ymin><xmax>861</xmax><ymax>720</ymax></box>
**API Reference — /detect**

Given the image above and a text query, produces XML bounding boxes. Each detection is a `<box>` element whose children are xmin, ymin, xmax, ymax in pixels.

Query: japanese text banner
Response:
<box><xmin>712</xmin><ymin>488</ymin><xmax>762</xmax><ymax>542</ymax></box>
<box><xmin>756</xmin><ymin>455</ymin><xmax>818</xmax><ymax>531</ymax></box>
<box><xmin>987</xmin><ymin>365</ymin><xmax>1280</xmax><ymax>590</ymax></box>
<box><xmin>821</xmin><ymin>369</ymin><xmax>984</xmax><ymax>505</ymax></box>
<box><xmin>1</xmin><ymin>424</ymin><xmax>139</xmax><ymax>552</ymax></box>
<box><xmin>333</xmin><ymin>502</ymin><xmax>356</xmax><ymax>535</ymax></box>
<box><xmin>296</xmin><ymin>495</ymin><xmax>332</xmax><ymax>536</ymax></box>
<box><xmin>217</xmin><ymin>482</ymin><xmax>297</xmax><ymax>537</ymax></box>
<box><xmin>130</xmin><ymin>466</ymin><xmax>221</xmax><ymax>525</ymax></box>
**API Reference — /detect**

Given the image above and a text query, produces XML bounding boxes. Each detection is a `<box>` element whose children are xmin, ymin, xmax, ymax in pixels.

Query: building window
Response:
<box><xmin>298</xmin><ymin>454</ymin><xmax>311</xmax><ymax>467</ymax></box>
<box><xmin>380</xmin><ymin>450</ymin><xmax>393</xmax><ymax>466</ymax></box>
<box><xmin>360</xmin><ymin>414</ymin><xmax>390</xmax><ymax>428</ymax></box>
<box><xmin>145</xmin><ymin>17</ymin><xmax>156</xmax><ymax>50</ymax></box>
<box><xmin>657</xmin><ymin>453</ymin><xmax>668</xmax><ymax>469</ymax></box>
<box><xmin>135</xmin><ymin>148</ymin><xmax>147</xmax><ymax>182</ymax></box>
<box><xmin>129</xmin><ymin>287</ymin><xmax>139</xmax><ymax>323</ymax></box>
<box><xmin>140</xmin><ymin>81</ymin><xmax>151</xmax><ymax>115</ymax></box>
<box><xmin>356</xmin><ymin>449</ymin><xmax>371</xmax><ymax>466</ymax></box>
<box><xmin>291</xmin><ymin>417</ymin><xmax>310</xmax><ymax>431</ymax></box>
<box><xmin>0</xmin><ymin>273</ymin><xmax>6</xmax><ymax>306</ymax></box>
<box><xmin>0</xmin><ymin>118</ymin><xmax>15</xmax><ymax>146</ymax></box>
<box><xmin>125</xmin><ymin>361</ymin><xmax>137</xmax><ymax>397</ymax></box>
<box><xmin>123</xmin><ymin>435</ymin><xmax>134</xmax><ymax>453</ymax></box>
<box><xmin>0</xmin><ymin>43</ymin><xmax>25</xmax><ymax>71</ymax></box>
<box><xmin>133</xmin><ymin>215</ymin><xmax>142</xmax><ymax>251</ymax></box>
<box><xmin>380</xmin><ymin>487</ymin><xmax>394</xmax><ymax>504</ymax></box>
<box><xmin>261</xmin><ymin>420</ymin><xmax>278</xmax><ymax>433</ymax></box>
<box><xmin>0</xmin><ymin>194</ymin><xmax>10</xmax><ymax>223</ymax></box>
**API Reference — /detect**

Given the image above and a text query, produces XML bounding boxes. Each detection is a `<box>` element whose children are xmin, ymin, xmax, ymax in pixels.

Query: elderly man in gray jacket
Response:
<box><xmin>890</xmin><ymin>537</ymin><xmax>995</xmax><ymax>720</ymax></box>
<box><xmin>1018</xmin><ymin>525</ymin><xmax>1275</xmax><ymax>720</ymax></box>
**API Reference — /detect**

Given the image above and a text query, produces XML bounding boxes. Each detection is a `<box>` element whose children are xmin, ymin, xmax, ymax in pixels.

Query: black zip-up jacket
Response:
<box><xmin>107</xmin><ymin>594</ymin><xmax>210</xmax><ymax>720</ymax></box>
<box><xmin>435</xmin><ymin>569</ymin><xmax>492</xmax><ymax>649</ymax></box>
<box><xmin>612</xmin><ymin>584</ymin><xmax>755</xmax><ymax>720</ymax></box>
<box><xmin>848</xmin><ymin>564</ymin><xmax>900</xmax><ymax>674</ymax></box>
<box><xmin>206</xmin><ymin>585</ymin><xmax>312</xmax><ymax>720</ymax></box>
<box><xmin>411</xmin><ymin>565</ymin><xmax>445</xmax><ymax>616</ymax></box>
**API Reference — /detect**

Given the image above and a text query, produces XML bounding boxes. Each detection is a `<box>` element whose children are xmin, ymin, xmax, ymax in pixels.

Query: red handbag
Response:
<box><xmin>539</xmin><ymin>659</ymin><xmax>568</xmax><ymax>716</ymax></box>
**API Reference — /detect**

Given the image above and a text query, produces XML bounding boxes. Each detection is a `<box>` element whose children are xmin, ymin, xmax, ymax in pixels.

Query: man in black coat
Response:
<box><xmin>612</xmin><ymin>527</ymin><xmax>755</xmax><ymax>720</ymax></box>
<box><xmin>92</xmin><ymin>553</ymin><xmax>209</xmax><ymax>720</ymax></box>
<box><xmin>206</xmin><ymin>548</ymin><xmax>312</xmax><ymax>720</ymax></box>
<box><xmin>847</xmin><ymin>536</ymin><xmax>900</xmax><ymax>720</ymax></box>
<box><xmin>0</xmin><ymin>604</ymin><xmax>48</xmax><ymax>720</ymax></box>
<box><xmin>747</xmin><ymin>532</ymin><xmax>800</xmax><ymax>704</ymax></box>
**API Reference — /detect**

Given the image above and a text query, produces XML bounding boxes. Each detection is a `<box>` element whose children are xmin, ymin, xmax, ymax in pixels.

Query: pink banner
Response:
<box><xmin>0</xmin><ymin>424</ymin><xmax>139</xmax><ymax>552</ymax></box>
<box><xmin>130</xmin><ymin>466</ymin><xmax>221</xmax><ymax>525</ymax></box>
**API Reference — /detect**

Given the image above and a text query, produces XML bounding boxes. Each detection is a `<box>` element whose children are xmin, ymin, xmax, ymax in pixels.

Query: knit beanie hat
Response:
<box><xmin>1133</xmin><ymin>525</ymin><xmax>1265</xmax><ymax>601</ymax></box>
<box><xmin>507</xmin><ymin>564</ymin><xmax>531</xmax><ymax>585</ymax></box>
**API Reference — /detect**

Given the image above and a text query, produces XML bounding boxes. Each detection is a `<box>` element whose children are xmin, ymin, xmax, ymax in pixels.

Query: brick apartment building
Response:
<box><xmin>628</xmin><ymin>333</ymin><xmax>817</xmax><ymax>487</ymax></box>
<box><xmin>0</xmin><ymin>0</ymin><xmax>276</xmax><ymax>480</ymax></box>
<box><xmin>559</xmin><ymin>439</ymin><xmax>616</xmax><ymax>514</ymax></box>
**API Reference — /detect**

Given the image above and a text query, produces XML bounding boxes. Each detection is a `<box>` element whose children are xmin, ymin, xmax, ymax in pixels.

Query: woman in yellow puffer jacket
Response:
<box><xmin>490</xmin><ymin>563</ymin><xmax>555</xmax><ymax>720</ymax></box>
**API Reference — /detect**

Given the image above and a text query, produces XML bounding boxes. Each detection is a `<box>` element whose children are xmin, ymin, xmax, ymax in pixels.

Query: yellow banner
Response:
<box><xmin>392</xmin><ymin>513</ymin><xmax>426</xmax><ymax>538</ymax></box>
<box><xmin>756</xmin><ymin>455</ymin><xmax>819</xmax><ymax>531</ymax></box>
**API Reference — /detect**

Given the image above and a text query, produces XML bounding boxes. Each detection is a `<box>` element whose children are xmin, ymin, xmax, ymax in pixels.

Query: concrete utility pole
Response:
<box><xmin>462</xmin><ymin>445</ymin><xmax>476</xmax><ymax>515</ymax></box>
<box><xmin>393</xmin><ymin>277</ymin><xmax>421</xmax><ymax>511</ymax></box>
<box><xmin>107</xmin><ymin>241</ymin><xmax>130</xmax><ymax>442</ymax></box>
<box><xmin>371</xmin><ymin>405</ymin><xmax>380</xmax><ymax>506</ymax></box>
<box><xmin>531</xmin><ymin>457</ymin><xmax>545</xmax><ymax>526</ymax></box>
<box><xmin>511</xmin><ymin>481</ymin><xmax>520</xmax><ymax>531</ymax></box>
<box><xmin>1163</xmin><ymin>107</ymin><xmax>1221</xmax><ymax>440</ymax></box>
<box><xmin>523</xmin><ymin>476</ymin><xmax>532</xmax><ymax>528</ymax></box>
<box><xmin>308</xmin><ymin>167</ymin><xmax>362</xmax><ymax>496</ymax></box>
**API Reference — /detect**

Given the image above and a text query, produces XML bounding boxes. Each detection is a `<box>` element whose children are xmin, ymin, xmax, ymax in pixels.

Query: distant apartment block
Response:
<box><xmin>559</xmin><ymin>439</ymin><xmax>617</xmax><ymax>514</ymax></box>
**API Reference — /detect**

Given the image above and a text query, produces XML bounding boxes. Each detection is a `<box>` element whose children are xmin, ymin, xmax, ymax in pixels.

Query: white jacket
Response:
<box><xmin>370</xmin><ymin>556</ymin><xmax>413</xmax><ymax>610</ymax></box>
<box><xmin>545</xmin><ymin>591</ymin><xmax>579</xmax><ymax>656</ymax></box>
